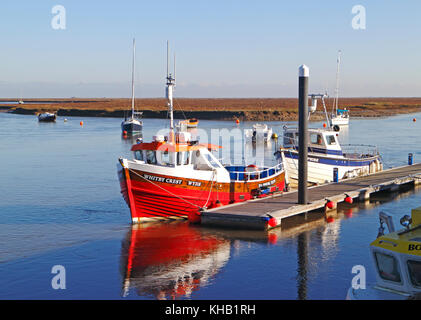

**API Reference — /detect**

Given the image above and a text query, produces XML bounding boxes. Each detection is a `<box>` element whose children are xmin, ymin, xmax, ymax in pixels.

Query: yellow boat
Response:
<box><xmin>347</xmin><ymin>207</ymin><xmax>421</xmax><ymax>299</ymax></box>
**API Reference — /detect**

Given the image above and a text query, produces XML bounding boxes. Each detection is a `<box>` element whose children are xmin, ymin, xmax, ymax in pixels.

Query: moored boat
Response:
<box><xmin>245</xmin><ymin>123</ymin><xmax>273</xmax><ymax>143</ymax></box>
<box><xmin>329</xmin><ymin>50</ymin><xmax>349</xmax><ymax>127</ymax></box>
<box><xmin>276</xmin><ymin>93</ymin><xmax>382</xmax><ymax>185</ymax></box>
<box><xmin>38</xmin><ymin>112</ymin><xmax>56</xmax><ymax>122</ymax></box>
<box><xmin>347</xmin><ymin>207</ymin><xmax>421</xmax><ymax>300</ymax></box>
<box><xmin>278</xmin><ymin>126</ymin><xmax>382</xmax><ymax>185</ymax></box>
<box><xmin>117</xmin><ymin>43</ymin><xmax>286</xmax><ymax>223</ymax></box>
<box><xmin>179</xmin><ymin>118</ymin><xmax>198</xmax><ymax>128</ymax></box>
<box><xmin>121</xmin><ymin>39</ymin><xmax>143</xmax><ymax>135</ymax></box>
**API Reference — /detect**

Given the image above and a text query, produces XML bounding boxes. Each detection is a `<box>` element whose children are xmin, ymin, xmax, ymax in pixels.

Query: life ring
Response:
<box><xmin>333</xmin><ymin>125</ymin><xmax>340</xmax><ymax>132</ymax></box>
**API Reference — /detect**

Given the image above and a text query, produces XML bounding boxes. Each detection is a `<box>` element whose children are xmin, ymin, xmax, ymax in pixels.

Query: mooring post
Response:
<box><xmin>298</xmin><ymin>65</ymin><xmax>309</xmax><ymax>204</ymax></box>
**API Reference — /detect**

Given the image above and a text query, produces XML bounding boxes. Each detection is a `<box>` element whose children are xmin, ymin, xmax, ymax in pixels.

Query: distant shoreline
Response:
<box><xmin>2</xmin><ymin>97</ymin><xmax>421</xmax><ymax>121</ymax></box>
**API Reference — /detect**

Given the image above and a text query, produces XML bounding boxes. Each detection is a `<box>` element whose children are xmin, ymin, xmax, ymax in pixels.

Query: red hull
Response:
<box><xmin>118</xmin><ymin>164</ymin><xmax>285</xmax><ymax>222</ymax></box>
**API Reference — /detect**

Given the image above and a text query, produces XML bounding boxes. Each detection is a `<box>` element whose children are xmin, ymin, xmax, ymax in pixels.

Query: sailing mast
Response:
<box><xmin>131</xmin><ymin>38</ymin><xmax>136</xmax><ymax>120</ymax></box>
<box><xmin>166</xmin><ymin>41</ymin><xmax>176</xmax><ymax>142</ymax></box>
<box><xmin>333</xmin><ymin>50</ymin><xmax>341</xmax><ymax>114</ymax></box>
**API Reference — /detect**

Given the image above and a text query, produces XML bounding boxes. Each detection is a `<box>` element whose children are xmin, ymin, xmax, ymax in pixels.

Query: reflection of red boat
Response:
<box><xmin>120</xmin><ymin>222</ymin><xmax>230</xmax><ymax>299</ymax></box>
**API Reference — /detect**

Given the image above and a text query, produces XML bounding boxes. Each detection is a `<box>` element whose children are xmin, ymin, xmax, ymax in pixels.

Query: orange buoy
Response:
<box><xmin>413</xmin><ymin>118</ymin><xmax>417</xmax><ymax>122</ymax></box>
<box><xmin>235</xmin><ymin>119</ymin><xmax>240</xmax><ymax>124</ymax></box>
<box><xmin>323</xmin><ymin>123</ymin><xmax>327</xmax><ymax>128</ymax></box>
<box><xmin>344</xmin><ymin>196</ymin><xmax>353</xmax><ymax>204</ymax></box>
<box><xmin>326</xmin><ymin>200</ymin><xmax>334</xmax><ymax>210</ymax></box>
<box><xmin>123</xmin><ymin>130</ymin><xmax>127</xmax><ymax>135</ymax></box>
<box><xmin>268</xmin><ymin>217</ymin><xmax>277</xmax><ymax>228</ymax></box>
<box><xmin>80</xmin><ymin>121</ymin><xmax>84</xmax><ymax>126</ymax></box>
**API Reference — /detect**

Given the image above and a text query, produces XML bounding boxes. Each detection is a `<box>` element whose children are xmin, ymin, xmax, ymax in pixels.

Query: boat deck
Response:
<box><xmin>201</xmin><ymin>163</ymin><xmax>421</xmax><ymax>230</ymax></box>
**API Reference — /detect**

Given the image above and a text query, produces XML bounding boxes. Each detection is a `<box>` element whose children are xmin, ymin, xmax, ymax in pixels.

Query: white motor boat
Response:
<box><xmin>245</xmin><ymin>123</ymin><xmax>273</xmax><ymax>143</ymax></box>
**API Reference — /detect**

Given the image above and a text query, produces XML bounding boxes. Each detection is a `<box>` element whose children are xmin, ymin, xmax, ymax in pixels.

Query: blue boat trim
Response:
<box><xmin>284</xmin><ymin>151</ymin><xmax>375</xmax><ymax>167</ymax></box>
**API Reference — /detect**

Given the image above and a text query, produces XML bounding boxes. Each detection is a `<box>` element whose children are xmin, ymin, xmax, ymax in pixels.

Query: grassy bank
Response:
<box><xmin>3</xmin><ymin>97</ymin><xmax>421</xmax><ymax>121</ymax></box>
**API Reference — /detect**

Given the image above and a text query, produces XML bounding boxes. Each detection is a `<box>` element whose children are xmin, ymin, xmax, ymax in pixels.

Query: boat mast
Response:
<box><xmin>131</xmin><ymin>38</ymin><xmax>136</xmax><ymax>120</ymax></box>
<box><xmin>166</xmin><ymin>40</ymin><xmax>176</xmax><ymax>142</ymax></box>
<box><xmin>333</xmin><ymin>50</ymin><xmax>341</xmax><ymax>114</ymax></box>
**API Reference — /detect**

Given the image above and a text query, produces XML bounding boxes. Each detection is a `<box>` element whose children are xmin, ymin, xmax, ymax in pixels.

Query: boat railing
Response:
<box><xmin>227</xmin><ymin>162</ymin><xmax>283</xmax><ymax>181</ymax></box>
<box><xmin>341</xmin><ymin>144</ymin><xmax>379</xmax><ymax>158</ymax></box>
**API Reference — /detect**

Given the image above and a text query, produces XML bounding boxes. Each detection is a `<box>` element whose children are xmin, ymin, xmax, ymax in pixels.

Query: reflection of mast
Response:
<box><xmin>297</xmin><ymin>232</ymin><xmax>309</xmax><ymax>300</ymax></box>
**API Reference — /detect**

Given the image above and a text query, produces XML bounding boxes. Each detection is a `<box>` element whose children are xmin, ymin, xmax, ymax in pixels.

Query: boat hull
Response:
<box><xmin>117</xmin><ymin>161</ymin><xmax>285</xmax><ymax>223</ymax></box>
<box><xmin>330</xmin><ymin>115</ymin><xmax>349</xmax><ymax>126</ymax></box>
<box><xmin>281</xmin><ymin>150</ymin><xmax>382</xmax><ymax>185</ymax></box>
<box><xmin>38</xmin><ymin>114</ymin><xmax>56</xmax><ymax>122</ymax></box>
<box><xmin>121</xmin><ymin>120</ymin><xmax>142</xmax><ymax>134</ymax></box>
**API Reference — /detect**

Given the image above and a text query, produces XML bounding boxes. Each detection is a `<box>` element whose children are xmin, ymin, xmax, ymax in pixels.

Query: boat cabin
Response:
<box><xmin>283</xmin><ymin>127</ymin><xmax>342</xmax><ymax>155</ymax></box>
<box><xmin>370</xmin><ymin>207</ymin><xmax>421</xmax><ymax>296</ymax></box>
<box><xmin>131</xmin><ymin>134</ymin><xmax>223</xmax><ymax>171</ymax></box>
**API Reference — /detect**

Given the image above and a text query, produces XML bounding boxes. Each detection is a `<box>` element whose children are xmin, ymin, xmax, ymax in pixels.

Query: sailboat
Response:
<box><xmin>117</xmin><ymin>42</ymin><xmax>286</xmax><ymax>223</ymax></box>
<box><xmin>121</xmin><ymin>39</ymin><xmax>143</xmax><ymax>135</ymax></box>
<box><xmin>329</xmin><ymin>50</ymin><xmax>349</xmax><ymax>127</ymax></box>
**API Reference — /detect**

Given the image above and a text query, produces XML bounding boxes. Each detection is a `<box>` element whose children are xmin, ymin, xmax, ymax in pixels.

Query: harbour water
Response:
<box><xmin>0</xmin><ymin>111</ymin><xmax>420</xmax><ymax>300</ymax></box>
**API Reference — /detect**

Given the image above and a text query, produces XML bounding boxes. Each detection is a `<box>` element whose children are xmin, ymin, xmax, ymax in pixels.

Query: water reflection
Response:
<box><xmin>120</xmin><ymin>222</ymin><xmax>230</xmax><ymax>299</ymax></box>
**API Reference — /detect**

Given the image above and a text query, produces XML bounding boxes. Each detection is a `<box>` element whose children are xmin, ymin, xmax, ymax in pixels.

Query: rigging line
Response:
<box><xmin>174</xmin><ymin>98</ymin><xmax>188</xmax><ymax>120</ymax></box>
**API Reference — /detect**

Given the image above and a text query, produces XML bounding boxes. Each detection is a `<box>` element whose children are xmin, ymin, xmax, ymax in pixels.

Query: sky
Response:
<box><xmin>0</xmin><ymin>0</ymin><xmax>420</xmax><ymax>98</ymax></box>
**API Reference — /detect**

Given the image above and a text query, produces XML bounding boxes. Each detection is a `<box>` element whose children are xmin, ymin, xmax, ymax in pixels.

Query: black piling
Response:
<box><xmin>298</xmin><ymin>65</ymin><xmax>309</xmax><ymax>205</ymax></box>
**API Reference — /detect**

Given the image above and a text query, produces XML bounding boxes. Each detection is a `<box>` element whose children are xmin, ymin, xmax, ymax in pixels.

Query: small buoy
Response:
<box><xmin>413</xmin><ymin>118</ymin><xmax>417</xmax><ymax>122</ymax></box>
<box><xmin>123</xmin><ymin>130</ymin><xmax>127</xmax><ymax>135</ymax></box>
<box><xmin>64</xmin><ymin>118</ymin><xmax>67</xmax><ymax>122</ymax></box>
<box><xmin>344</xmin><ymin>196</ymin><xmax>353</xmax><ymax>204</ymax></box>
<box><xmin>326</xmin><ymin>200</ymin><xmax>335</xmax><ymax>210</ymax></box>
<box><xmin>268</xmin><ymin>217</ymin><xmax>277</xmax><ymax>228</ymax></box>
<box><xmin>323</xmin><ymin>123</ymin><xmax>327</xmax><ymax>128</ymax></box>
<box><xmin>271</xmin><ymin>133</ymin><xmax>278</xmax><ymax>140</ymax></box>
<box><xmin>235</xmin><ymin>119</ymin><xmax>240</xmax><ymax>124</ymax></box>
<box><xmin>80</xmin><ymin>121</ymin><xmax>83</xmax><ymax>126</ymax></box>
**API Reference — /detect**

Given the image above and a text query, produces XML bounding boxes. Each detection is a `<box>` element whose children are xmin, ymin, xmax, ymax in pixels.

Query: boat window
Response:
<box><xmin>326</xmin><ymin>135</ymin><xmax>336</xmax><ymax>145</ymax></box>
<box><xmin>374</xmin><ymin>252</ymin><xmax>402</xmax><ymax>283</ymax></box>
<box><xmin>177</xmin><ymin>151</ymin><xmax>190</xmax><ymax>165</ymax></box>
<box><xmin>407</xmin><ymin>260</ymin><xmax>421</xmax><ymax>288</ymax></box>
<box><xmin>284</xmin><ymin>132</ymin><xmax>294</xmax><ymax>145</ymax></box>
<box><xmin>159</xmin><ymin>151</ymin><xmax>174</xmax><ymax>166</ymax></box>
<box><xmin>134</xmin><ymin>150</ymin><xmax>143</xmax><ymax>161</ymax></box>
<box><xmin>146</xmin><ymin>150</ymin><xmax>157</xmax><ymax>165</ymax></box>
<box><xmin>310</xmin><ymin>133</ymin><xmax>323</xmax><ymax>145</ymax></box>
<box><xmin>204</xmin><ymin>153</ymin><xmax>221</xmax><ymax>168</ymax></box>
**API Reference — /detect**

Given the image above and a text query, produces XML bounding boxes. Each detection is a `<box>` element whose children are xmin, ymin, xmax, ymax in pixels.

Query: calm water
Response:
<box><xmin>0</xmin><ymin>111</ymin><xmax>420</xmax><ymax>300</ymax></box>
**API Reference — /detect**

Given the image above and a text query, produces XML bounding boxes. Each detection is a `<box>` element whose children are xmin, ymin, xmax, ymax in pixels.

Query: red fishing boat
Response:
<box><xmin>117</xmin><ymin>43</ymin><xmax>286</xmax><ymax>223</ymax></box>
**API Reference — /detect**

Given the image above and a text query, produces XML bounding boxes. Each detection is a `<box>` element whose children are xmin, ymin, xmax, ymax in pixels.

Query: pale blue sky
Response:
<box><xmin>0</xmin><ymin>0</ymin><xmax>420</xmax><ymax>98</ymax></box>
